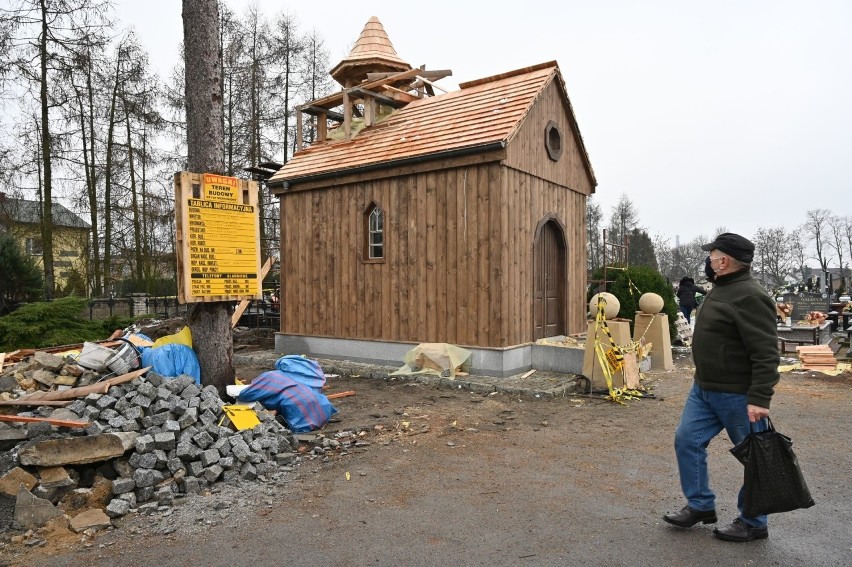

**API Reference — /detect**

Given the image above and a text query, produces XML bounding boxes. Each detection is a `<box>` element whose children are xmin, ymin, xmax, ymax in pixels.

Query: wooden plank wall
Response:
<box><xmin>505</xmin><ymin>168</ymin><xmax>588</xmax><ymax>339</ymax></box>
<box><xmin>503</xmin><ymin>80</ymin><xmax>595</xmax><ymax>196</ymax></box>
<box><xmin>279</xmin><ymin>160</ymin><xmax>587</xmax><ymax>347</ymax></box>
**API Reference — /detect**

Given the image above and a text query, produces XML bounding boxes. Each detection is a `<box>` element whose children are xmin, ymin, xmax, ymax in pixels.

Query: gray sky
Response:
<box><xmin>116</xmin><ymin>0</ymin><xmax>852</xmax><ymax>246</ymax></box>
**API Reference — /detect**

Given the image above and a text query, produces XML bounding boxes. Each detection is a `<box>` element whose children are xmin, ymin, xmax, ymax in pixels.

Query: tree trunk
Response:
<box><xmin>39</xmin><ymin>0</ymin><xmax>55</xmax><ymax>299</ymax></box>
<box><xmin>103</xmin><ymin>53</ymin><xmax>121</xmax><ymax>295</ymax></box>
<box><xmin>183</xmin><ymin>0</ymin><xmax>233</xmax><ymax>396</ymax></box>
<box><xmin>124</xmin><ymin>96</ymin><xmax>144</xmax><ymax>289</ymax></box>
<box><xmin>84</xmin><ymin>51</ymin><xmax>101</xmax><ymax>295</ymax></box>
<box><xmin>141</xmin><ymin>119</ymin><xmax>152</xmax><ymax>289</ymax></box>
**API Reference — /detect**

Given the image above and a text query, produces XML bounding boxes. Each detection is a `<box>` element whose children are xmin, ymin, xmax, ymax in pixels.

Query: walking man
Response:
<box><xmin>663</xmin><ymin>233</ymin><xmax>780</xmax><ymax>542</ymax></box>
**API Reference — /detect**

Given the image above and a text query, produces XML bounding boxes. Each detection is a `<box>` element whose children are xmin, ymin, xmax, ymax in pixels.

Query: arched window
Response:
<box><xmin>364</xmin><ymin>203</ymin><xmax>384</xmax><ymax>260</ymax></box>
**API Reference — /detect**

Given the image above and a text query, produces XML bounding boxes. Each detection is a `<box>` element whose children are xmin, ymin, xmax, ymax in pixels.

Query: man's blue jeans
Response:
<box><xmin>679</xmin><ymin>305</ymin><xmax>692</xmax><ymax>324</ymax></box>
<box><xmin>674</xmin><ymin>383</ymin><xmax>768</xmax><ymax>527</ymax></box>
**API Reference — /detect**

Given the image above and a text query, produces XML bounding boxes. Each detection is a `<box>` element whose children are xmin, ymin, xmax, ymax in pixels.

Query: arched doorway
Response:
<box><xmin>533</xmin><ymin>216</ymin><xmax>567</xmax><ymax>340</ymax></box>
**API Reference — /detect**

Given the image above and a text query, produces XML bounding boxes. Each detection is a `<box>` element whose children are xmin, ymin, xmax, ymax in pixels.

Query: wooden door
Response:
<box><xmin>533</xmin><ymin>219</ymin><xmax>566</xmax><ymax>340</ymax></box>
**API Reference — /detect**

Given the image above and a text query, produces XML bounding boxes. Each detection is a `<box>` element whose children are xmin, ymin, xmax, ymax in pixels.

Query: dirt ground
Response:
<box><xmin>4</xmin><ymin>351</ymin><xmax>852</xmax><ymax>567</ymax></box>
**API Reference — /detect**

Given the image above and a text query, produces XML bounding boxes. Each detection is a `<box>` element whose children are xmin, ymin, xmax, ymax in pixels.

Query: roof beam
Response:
<box><xmin>301</xmin><ymin>105</ymin><xmax>345</xmax><ymax>123</ymax></box>
<box><xmin>366</xmin><ymin>69</ymin><xmax>452</xmax><ymax>82</ymax></box>
<box><xmin>348</xmin><ymin>87</ymin><xmax>408</xmax><ymax>109</ymax></box>
<box><xmin>304</xmin><ymin>68</ymin><xmax>425</xmax><ymax>110</ymax></box>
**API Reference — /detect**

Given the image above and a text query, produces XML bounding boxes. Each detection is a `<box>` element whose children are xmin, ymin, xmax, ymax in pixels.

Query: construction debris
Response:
<box><xmin>796</xmin><ymin>345</ymin><xmax>838</xmax><ymax>371</ymax></box>
<box><xmin>0</xmin><ymin>348</ymin><xmax>307</xmax><ymax>539</ymax></box>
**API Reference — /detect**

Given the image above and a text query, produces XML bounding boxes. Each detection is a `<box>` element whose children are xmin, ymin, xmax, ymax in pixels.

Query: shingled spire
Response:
<box><xmin>329</xmin><ymin>16</ymin><xmax>411</xmax><ymax>87</ymax></box>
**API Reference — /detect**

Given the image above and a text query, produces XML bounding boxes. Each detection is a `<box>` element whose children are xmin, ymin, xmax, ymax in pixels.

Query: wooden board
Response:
<box><xmin>0</xmin><ymin>415</ymin><xmax>89</xmax><ymax>428</ymax></box>
<box><xmin>231</xmin><ymin>256</ymin><xmax>276</xmax><ymax>328</ymax></box>
<box><xmin>17</xmin><ymin>367</ymin><xmax>150</xmax><ymax>402</ymax></box>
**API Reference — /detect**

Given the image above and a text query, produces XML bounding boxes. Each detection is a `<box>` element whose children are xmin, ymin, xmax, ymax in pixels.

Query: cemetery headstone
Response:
<box><xmin>783</xmin><ymin>292</ymin><xmax>830</xmax><ymax>323</ymax></box>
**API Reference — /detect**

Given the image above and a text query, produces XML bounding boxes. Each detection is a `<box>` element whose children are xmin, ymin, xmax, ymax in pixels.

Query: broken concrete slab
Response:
<box><xmin>61</xmin><ymin>364</ymin><xmax>85</xmax><ymax>378</ymax></box>
<box><xmin>0</xmin><ymin>374</ymin><xmax>17</xmax><ymax>392</ymax></box>
<box><xmin>53</xmin><ymin>374</ymin><xmax>78</xmax><ymax>386</ymax></box>
<box><xmin>0</xmin><ymin>492</ymin><xmax>14</xmax><ymax>531</ymax></box>
<box><xmin>27</xmin><ymin>420</ymin><xmax>53</xmax><ymax>438</ymax></box>
<box><xmin>33</xmin><ymin>351</ymin><xmax>65</xmax><ymax>372</ymax></box>
<box><xmin>32</xmin><ymin>369</ymin><xmax>57</xmax><ymax>387</ymax></box>
<box><xmin>48</xmin><ymin>408</ymin><xmax>84</xmax><ymax>422</ymax></box>
<box><xmin>69</xmin><ymin>508</ymin><xmax>111</xmax><ymax>533</ymax></box>
<box><xmin>13</xmin><ymin>484</ymin><xmax>64</xmax><ymax>530</ymax></box>
<box><xmin>18</xmin><ymin>431</ymin><xmax>139</xmax><ymax>466</ymax></box>
<box><xmin>0</xmin><ymin>467</ymin><xmax>38</xmax><ymax>497</ymax></box>
<box><xmin>37</xmin><ymin>466</ymin><xmax>76</xmax><ymax>489</ymax></box>
<box><xmin>0</xmin><ymin>428</ymin><xmax>28</xmax><ymax>449</ymax></box>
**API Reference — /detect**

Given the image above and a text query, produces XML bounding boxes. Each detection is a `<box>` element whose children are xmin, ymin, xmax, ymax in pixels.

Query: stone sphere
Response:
<box><xmin>589</xmin><ymin>292</ymin><xmax>620</xmax><ymax>319</ymax></box>
<box><xmin>638</xmin><ymin>292</ymin><xmax>665</xmax><ymax>314</ymax></box>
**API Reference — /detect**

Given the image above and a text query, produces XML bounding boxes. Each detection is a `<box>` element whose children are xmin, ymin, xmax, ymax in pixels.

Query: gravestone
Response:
<box><xmin>783</xmin><ymin>292</ymin><xmax>830</xmax><ymax>323</ymax></box>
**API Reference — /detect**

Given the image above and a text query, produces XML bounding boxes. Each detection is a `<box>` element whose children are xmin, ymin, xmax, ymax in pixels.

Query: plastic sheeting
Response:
<box><xmin>390</xmin><ymin>343</ymin><xmax>472</xmax><ymax>378</ymax></box>
<box><xmin>140</xmin><ymin>343</ymin><xmax>201</xmax><ymax>384</ymax></box>
<box><xmin>237</xmin><ymin>370</ymin><xmax>337</xmax><ymax>432</ymax></box>
<box><xmin>274</xmin><ymin>355</ymin><xmax>326</xmax><ymax>389</ymax></box>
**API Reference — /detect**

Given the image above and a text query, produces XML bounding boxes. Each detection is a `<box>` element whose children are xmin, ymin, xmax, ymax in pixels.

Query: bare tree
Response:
<box><xmin>586</xmin><ymin>197</ymin><xmax>603</xmax><ymax>273</ymax></box>
<box><xmin>752</xmin><ymin>227</ymin><xmax>795</xmax><ymax>289</ymax></box>
<box><xmin>0</xmin><ymin>0</ymin><xmax>110</xmax><ymax>298</ymax></box>
<box><xmin>652</xmin><ymin>233</ymin><xmax>675</xmax><ymax>283</ymax></box>
<box><xmin>607</xmin><ymin>194</ymin><xmax>639</xmax><ymax>248</ymax></box>
<box><xmin>183</xmin><ymin>0</ymin><xmax>233</xmax><ymax>395</ymax></box>
<box><xmin>843</xmin><ymin>216</ymin><xmax>852</xmax><ymax>292</ymax></box>
<box><xmin>805</xmin><ymin>209</ymin><xmax>832</xmax><ymax>273</ymax></box>
<box><xmin>66</xmin><ymin>28</ymin><xmax>107</xmax><ymax>295</ymax></box>
<box><xmin>788</xmin><ymin>226</ymin><xmax>809</xmax><ymax>284</ymax></box>
<box><xmin>828</xmin><ymin>215</ymin><xmax>848</xmax><ymax>292</ymax></box>
<box><xmin>677</xmin><ymin>235</ymin><xmax>710</xmax><ymax>284</ymax></box>
<box><xmin>294</xmin><ymin>26</ymin><xmax>331</xmax><ymax>148</ymax></box>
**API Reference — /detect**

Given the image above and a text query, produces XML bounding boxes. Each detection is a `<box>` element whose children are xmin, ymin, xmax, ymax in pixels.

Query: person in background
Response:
<box><xmin>663</xmin><ymin>233</ymin><xmax>780</xmax><ymax>542</ymax></box>
<box><xmin>676</xmin><ymin>276</ymin><xmax>708</xmax><ymax>324</ymax></box>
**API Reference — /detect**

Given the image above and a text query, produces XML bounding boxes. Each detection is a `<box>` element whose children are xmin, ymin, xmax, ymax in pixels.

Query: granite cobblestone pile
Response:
<box><xmin>90</xmin><ymin>372</ymin><xmax>297</xmax><ymax>518</ymax></box>
<box><xmin>0</xmin><ymin>352</ymin><xmax>299</xmax><ymax>533</ymax></box>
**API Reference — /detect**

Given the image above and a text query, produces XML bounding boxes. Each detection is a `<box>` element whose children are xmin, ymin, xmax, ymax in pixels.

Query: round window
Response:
<box><xmin>545</xmin><ymin>120</ymin><xmax>562</xmax><ymax>161</ymax></box>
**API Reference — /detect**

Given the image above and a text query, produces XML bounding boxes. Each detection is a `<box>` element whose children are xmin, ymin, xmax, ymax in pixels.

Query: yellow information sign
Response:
<box><xmin>175</xmin><ymin>172</ymin><xmax>262</xmax><ymax>302</ymax></box>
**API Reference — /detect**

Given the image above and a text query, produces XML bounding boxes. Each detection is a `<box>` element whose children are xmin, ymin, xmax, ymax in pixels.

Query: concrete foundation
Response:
<box><xmin>274</xmin><ymin>334</ymin><xmax>584</xmax><ymax>377</ymax></box>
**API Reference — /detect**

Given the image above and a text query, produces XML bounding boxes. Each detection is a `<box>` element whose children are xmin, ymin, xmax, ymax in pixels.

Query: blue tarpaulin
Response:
<box><xmin>139</xmin><ymin>343</ymin><xmax>201</xmax><ymax>384</ymax></box>
<box><xmin>237</xmin><ymin>370</ymin><xmax>337</xmax><ymax>432</ymax></box>
<box><xmin>274</xmin><ymin>355</ymin><xmax>326</xmax><ymax>389</ymax></box>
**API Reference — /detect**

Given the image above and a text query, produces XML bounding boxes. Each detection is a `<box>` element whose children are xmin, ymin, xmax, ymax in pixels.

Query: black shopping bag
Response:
<box><xmin>730</xmin><ymin>418</ymin><xmax>815</xmax><ymax>516</ymax></box>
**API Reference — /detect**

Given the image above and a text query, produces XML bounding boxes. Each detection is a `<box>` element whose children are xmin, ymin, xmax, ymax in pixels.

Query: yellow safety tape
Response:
<box><xmin>592</xmin><ymin>294</ymin><xmax>649</xmax><ymax>404</ymax></box>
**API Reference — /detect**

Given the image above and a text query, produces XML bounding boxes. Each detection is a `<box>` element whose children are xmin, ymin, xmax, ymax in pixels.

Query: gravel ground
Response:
<box><xmin>5</xmin><ymin>349</ymin><xmax>851</xmax><ymax>567</ymax></box>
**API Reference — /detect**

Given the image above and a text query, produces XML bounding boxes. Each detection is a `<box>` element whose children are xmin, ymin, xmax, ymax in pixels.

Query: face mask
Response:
<box><xmin>704</xmin><ymin>256</ymin><xmax>716</xmax><ymax>283</ymax></box>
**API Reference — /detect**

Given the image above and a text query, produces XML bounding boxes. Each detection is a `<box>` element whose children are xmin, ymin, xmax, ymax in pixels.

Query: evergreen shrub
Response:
<box><xmin>0</xmin><ymin>296</ymin><xmax>133</xmax><ymax>351</ymax></box>
<box><xmin>588</xmin><ymin>265</ymin><xmax>678</xmax><ymax>340</ymax></box>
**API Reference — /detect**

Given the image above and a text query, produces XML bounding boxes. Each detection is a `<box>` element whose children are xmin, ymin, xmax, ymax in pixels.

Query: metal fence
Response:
<box><xmin>87</xmin><ymin>295</ymin><xmax>279</xmax><ymax>331</ymax></box>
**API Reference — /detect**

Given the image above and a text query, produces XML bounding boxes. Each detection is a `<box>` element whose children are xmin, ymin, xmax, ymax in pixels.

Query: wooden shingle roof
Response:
<box><xmin>330</xmin><ymin>17</ymin><xmax>411</xmax><ymax>87</ymax></box>
<box><xmin>271</xmin><ymin>61</ymin><xmax>594</xmax><ymax>188</ymax></box>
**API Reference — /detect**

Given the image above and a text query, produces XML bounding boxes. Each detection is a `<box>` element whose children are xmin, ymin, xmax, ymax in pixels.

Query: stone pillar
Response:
<box><xmin>129</xmin><ymin>293</ymin><xmax>149</xmax><ymax>317</ymax></box>
<box><xmin>633</xmin><ymin>312</ymin><xmax>673</xmax><ymax>371</ymax></box>
<box><xmin>582</xmin><ymin>319</ymin><xmax>633</xmax><ymax>390</ymax></box>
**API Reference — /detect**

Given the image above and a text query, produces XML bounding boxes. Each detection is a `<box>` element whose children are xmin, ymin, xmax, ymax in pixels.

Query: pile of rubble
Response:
<box><xmin>0</xmin><ymin>350</ymin><xmax>299</xmax><ymax>536</ymax></box>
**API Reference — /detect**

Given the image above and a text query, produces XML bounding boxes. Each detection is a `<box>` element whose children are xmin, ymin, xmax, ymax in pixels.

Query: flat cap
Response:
<box><xmin>701</xmin><ymin>232</ymin><xmax>755</xmax><ymax>263</ymax></box>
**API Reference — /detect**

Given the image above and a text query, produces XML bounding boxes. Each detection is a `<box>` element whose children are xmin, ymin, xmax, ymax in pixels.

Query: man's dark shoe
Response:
<box><xmin>713</xmin><ymin>518</ymin><xmax>768</xmax><ymax>542</ymax></box>
<box><xmin>663</xmin><ymin>506</ymin><xmax>718</xmax><ymax>527</ymax></box>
